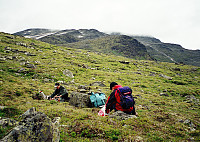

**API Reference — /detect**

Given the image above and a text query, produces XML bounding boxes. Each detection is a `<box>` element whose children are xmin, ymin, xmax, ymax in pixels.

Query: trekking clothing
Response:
<box><xmin>50</xmin><ymin>85</ymin><xmax>69</xmax><ymax>101</ymax></box>
<box><xmin>105</xmin><ymin>85</ymin><xmax>136</xmax><ymax>115</ymax></box>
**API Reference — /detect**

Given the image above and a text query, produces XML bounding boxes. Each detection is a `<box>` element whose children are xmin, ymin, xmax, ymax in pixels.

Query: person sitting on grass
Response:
<box><xmin>50</xmin><ymin>83</ymin><xmax>69</xmax><ymax>102</ymax></box>
<box><xmin>105</xmin><ymin>82</ymin><xmax>136</xmax><ymax>115</ymax></box>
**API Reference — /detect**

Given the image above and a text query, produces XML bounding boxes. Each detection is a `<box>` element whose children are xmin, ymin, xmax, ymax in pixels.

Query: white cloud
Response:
<box><xmin>0</xmin><ymin>0</ymin><xmax>199</xmax><ymax>50</ymax></box>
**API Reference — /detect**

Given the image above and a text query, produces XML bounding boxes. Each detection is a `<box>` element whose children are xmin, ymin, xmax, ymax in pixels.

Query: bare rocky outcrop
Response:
<box><xmin>1</xmin><ymin>107</ymin><xmax>60</xmax><ymax>142</ymax></box>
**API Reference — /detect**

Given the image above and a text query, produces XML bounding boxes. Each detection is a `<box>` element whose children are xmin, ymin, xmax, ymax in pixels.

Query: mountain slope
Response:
<box><xmin>14</xmin><ymin>28</ymin><xmax>200</xmax><ymax>66</ymax></box>
<box><xmin>0</xmin><ymin>32</ymin><xmax>200</xmax><ymax>141</ymax></box>
<box><xmin>65</xmin><ymin>35</ymin><xmax>153</xmax><ymax>60</ymax></box>
<box><xmin>39</xmin><ymin>29</ymin><xmax>108</xmax><ymax>44</ymax></box>
<box><xmin>133</xmin><ymin>36</ymin><xmax>200</xmax><ymax>66</ymax></box>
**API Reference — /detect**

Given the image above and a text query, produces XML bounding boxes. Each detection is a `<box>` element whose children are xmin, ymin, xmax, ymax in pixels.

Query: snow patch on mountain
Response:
<box><xmin>25</xmin><ymin>32</ymin><xmax>57</xmax><ymax>39</ymax></box>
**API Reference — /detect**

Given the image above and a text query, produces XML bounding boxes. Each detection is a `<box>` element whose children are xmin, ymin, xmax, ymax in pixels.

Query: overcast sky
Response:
<box><xmin>0</xmin><ymin>0</ymin><xmax>200</xmax><ymax>50</ymax></box>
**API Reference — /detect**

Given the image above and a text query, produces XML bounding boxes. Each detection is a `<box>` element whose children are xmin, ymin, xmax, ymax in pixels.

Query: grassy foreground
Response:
<box><xmin>0</xmin><ymin>32</ymin><xmax>200</xmax><ymax>141</ymax></box>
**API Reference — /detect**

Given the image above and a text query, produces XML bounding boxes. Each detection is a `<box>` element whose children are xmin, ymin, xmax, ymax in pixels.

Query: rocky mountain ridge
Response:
<box><xmin>14</xmin><ymin>28</ymin><xmax>200</xmax><ymax>66</ymax></box>
<box><xmin>132</xmin><ymin>36</ymin><xmax>200</xmax><ymax>66</ymax></box>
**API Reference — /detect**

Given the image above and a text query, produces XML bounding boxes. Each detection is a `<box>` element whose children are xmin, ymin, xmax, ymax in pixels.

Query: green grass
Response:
<box><xmin>0</xmin><ymin>32</ymin><xmax>200</xmax><ymax>141</ymax></box>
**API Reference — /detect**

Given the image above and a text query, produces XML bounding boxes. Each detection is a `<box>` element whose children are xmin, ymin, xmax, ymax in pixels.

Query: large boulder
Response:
<box><xmin>1</xmin><ymin>107</ymin><xmax>60</xmax><ymax>142</ymax></box>
<box><xmin>69</xmin><ymin>92</ymin><xmax>91</xmax><ymax>108</ymax></box>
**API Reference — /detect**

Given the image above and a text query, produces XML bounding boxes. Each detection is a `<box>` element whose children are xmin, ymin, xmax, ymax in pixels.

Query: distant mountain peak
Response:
<box><xmin>13</xmin><ymin>28</ymin><xmax>200</xmax><ymax>66</ymax></box>
<box><xmin>14</xmin><ymin>28</ymin><xmax>59</xmax><ymax>39</ymax></box>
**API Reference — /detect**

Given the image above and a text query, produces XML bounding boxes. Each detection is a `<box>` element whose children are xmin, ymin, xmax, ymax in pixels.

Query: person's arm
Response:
<box><xmin>50</xmin><ymin>90</ymin><xmax>57</xmax><ymax>99</ymax></box>
<box><xmin>59</xmin><ymin>86</ymin><xmax>68</xmax><ymax>98</ymax></box>
<box><xmin>105</xmin><ymin>90</ymin><xmax>116</xmax><ymax>113</ymax></box>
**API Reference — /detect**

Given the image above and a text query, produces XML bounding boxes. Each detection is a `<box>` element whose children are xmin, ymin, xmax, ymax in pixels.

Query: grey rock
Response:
<box><xmin>78</xmin><ymin>85</ymin><xmax>91</xmax><ymax>91</ymax></box>
<box><xmin>119</xmin><ymin>61</ymin><xmax>130</xmax><ymax>64</ymax></box>
<box><xmin>11</xmin><ymin>49</ymin><xmax>19</xmax><ymax>53</ymax></box>
<box><xmin>26</xmin><ymin>63</ymin><xmax>36</xmax><ymax>68</ymax></box>
<box><xmin>134</xmin><ymin>72</ymin><xmax>142</xmax><ymax>75</ymax></box>
<box><xmin>52</xmin><ymin>117</ymin><xmax>60</xmax><ymax>142</ymax></box>
<box><xmin>79</xmin><ymin>89</ymin><xmax>88</xmax><ymax>93</ymax></box>
<box><xmin>16</xmin><ymin>42</ymin><xmax>27</xmax><ymax>47</ymax></box>
<box><xmin>0</xmin><ymin>57</ymin><xmax>6</xmax><ymax>61</ymax></box>
<box><xmin>160</xmin><ymin>93</ymin><xmax>169</xmax><ymax>97</ymax></box>
<box><xmin>109</xmin><ymin>111</ymin><xmax>137</xmax><ymax>120</ymax></box>
<box><xmin>1</xmin><ymin>107</ymin><xmax>60</xmax><ymax>142</ymax></box>
<box><xmin>43</xmin><ymin>78</ymin><xmax>53</xmax><ymax>83</ymax></box>
<box><xmin>149</xmin><ymin>72</ymin><xmax>156</xmax><ymax>76</ymax></box>
<box><xmin>17</xmin><ymin>68</ymin><xmax>26</xmax><ymax>73</ymax></box>
<box><xmin>5</xmin><ymin>35</ymin><xmax>14</xmax><ymax>39</ymax></box>
<box><xmin>15</xmin><ymin>73</ymin><xmax>21</xmax><ymax>76</ymax></box>
<box><xmin>69</xmin><ymin>92</ymin><xmax>91</xmax><ymax>108</ymax></box>
<box><xmin>6</xmin><ymin>56</ymin><xmax>13</xmax><ymax>60</ymax></box>
<box><xmin>19</xmin><ymin>107</ymin><xmax>37</xmax><ymax>119</ymax></box>
<box><xmin>19</xmin><ymin>57</ymin><xmax>26</xmax><ymax>61</ymax></box>
<box><xmin>0</xmin><ymin>118</ymin><xmax>18</xmax><ymax>127</ymax></box>
<box><xmin>159</xmin><ymin>74</ymin><xmax>172</xmax><ymax>80</ymax></box>
<box><xmin>32</xmin><ymin>91</ymin><xmax>49</xmax><ymax>100</ymax></box>
<box><xmin>135</xmin><ymin>136</ymin><xmax>143</xmax><ymax>142</ymax></box>
<box><xmin>185</xmin><ymin>95</ymin><xmax>199</xmax><ymax>105</ymax></box>
<box><xmin>63</xmin><ymin>69</ymin><xmax>74</xmax><ymax>78</ymax></box>
<box><xmin>4</xmin><ymin>50</ymin><xmax>10</xmax><ymax>53</ymax></box>
<box><xmin>20</xmin><ymin>62</ymin><xmax>26</xmax><ymax>66</ymax></box>
<box><xmin>4</xmin><ymin>47</ymin><xmax>11</xmax><ymax>50</ymax></box>
<box><xmin>178</xmin><ymin>119</ymin><xmax>184</xmax><ymax>123</ymax></box>
<box><xmin>26</xmin><ymin>52</ymin><xmax>36</xmax><ymax>56</ymax></box>
<box><xmin>183</xmin><ymin>119</ymin><xmax>196</xmax><ymax>131</ymax></box>
<box><xmin>90</xmin><ymin>81</ymin><xmax>106</xmax><ymax>87</ymax></box>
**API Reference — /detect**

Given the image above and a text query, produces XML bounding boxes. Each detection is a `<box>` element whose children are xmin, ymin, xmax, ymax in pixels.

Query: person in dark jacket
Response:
<box><xmin>105</xmin><ymin>82</ymin><xmax>136</xmax><ymax>115</ymax></box>
<box><xmin>50</xmin><ymin>83</ymin><xmax>69</xmax><ymax>102</ymax></box>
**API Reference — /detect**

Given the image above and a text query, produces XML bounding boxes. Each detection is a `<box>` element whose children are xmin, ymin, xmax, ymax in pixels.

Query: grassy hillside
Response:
<box><xmin>63</xmin><ymin>35</ymin><xmax>153</xmax><ymax>60</ymax></box>
<box><xmin>0</xmin><ymin>32</ymin><xmax>200</xmax><ymax>141</ymax></box>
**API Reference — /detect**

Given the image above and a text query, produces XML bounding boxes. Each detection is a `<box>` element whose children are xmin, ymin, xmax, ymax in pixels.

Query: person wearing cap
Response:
<box><xmin>105</xmin><ymin>82</ymin><xmax>136</xmax><ymax>115</ymax></box>
<box><xmin>50</xmin><ymin>83</ymin><xmax>69</xmax><ymax>102</ymax></box>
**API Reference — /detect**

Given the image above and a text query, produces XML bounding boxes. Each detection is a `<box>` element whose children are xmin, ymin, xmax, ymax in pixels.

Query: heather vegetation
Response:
<box><xmin>0</xmin><ymin>32</ymin><xmax>200</xmax><ymax>141</ymax></box>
